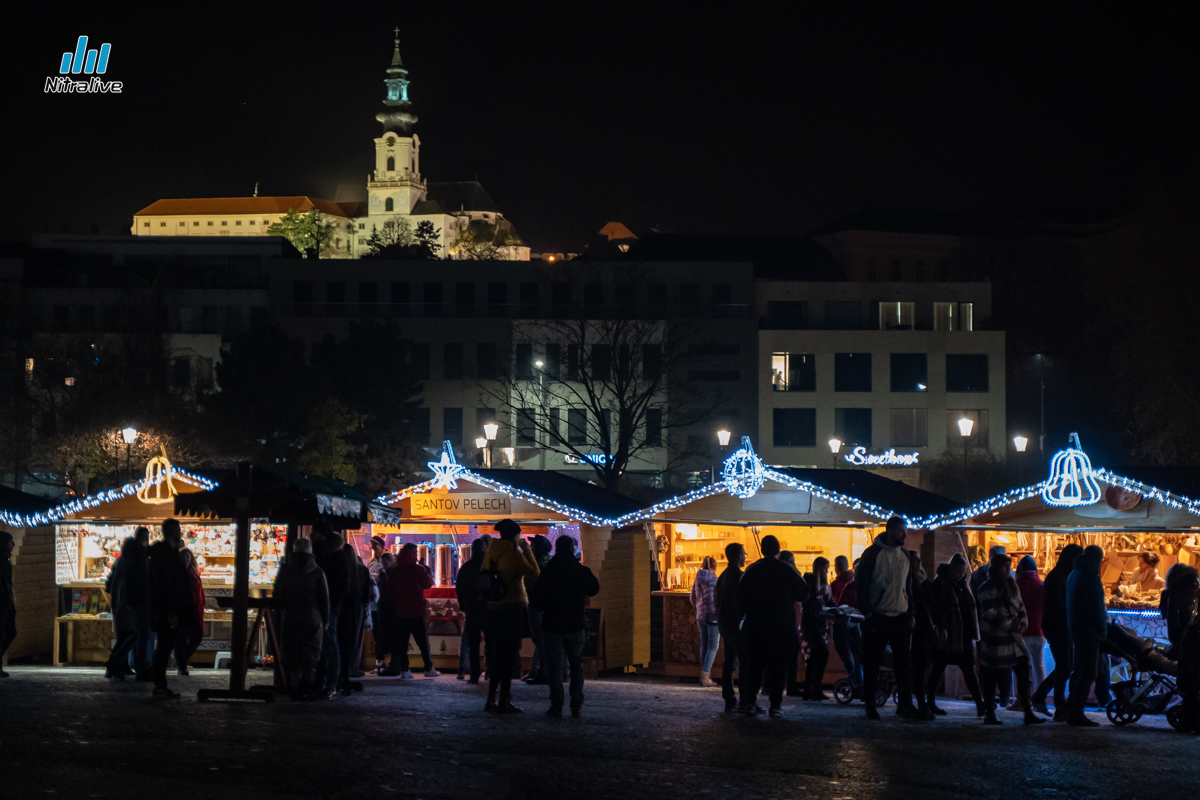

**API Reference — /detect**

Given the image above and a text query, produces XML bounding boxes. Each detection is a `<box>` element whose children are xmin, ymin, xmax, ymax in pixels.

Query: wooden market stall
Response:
<box><xmin>646</xmin><ymin>438</ymin><xmax>961</xmax><ymax>680</ymax></box>
<box><xmin>0</xmin><ymin>486</ymin><xmax>58</xmax><ymax>665</ymax></box>
<box><xmin>377</xmin><ymin>442</ymin><xmax>650</xmax><ymax>673</ymax></box>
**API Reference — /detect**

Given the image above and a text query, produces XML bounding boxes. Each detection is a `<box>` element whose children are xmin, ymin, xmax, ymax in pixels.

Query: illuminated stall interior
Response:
<box><xmin>377</xmin><ymin>443</ymin><xmax>649</xmax><ymax>672</ymax></box>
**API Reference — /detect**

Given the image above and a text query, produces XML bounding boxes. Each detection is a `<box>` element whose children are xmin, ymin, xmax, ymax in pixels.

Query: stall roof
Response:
<box><xmin>0</xmin><ymin>467</ymin><xmax>216</xmax><ymax>528</ymax></box>
<box><xmin>770</xmin><ymin>468</ymin><xmax>962</xmax><ymax>519</ymax></box>
<box><xmin>0</xmin><ymin>485</ymin><xmax>60</xmax><ymax>527</ymax></box>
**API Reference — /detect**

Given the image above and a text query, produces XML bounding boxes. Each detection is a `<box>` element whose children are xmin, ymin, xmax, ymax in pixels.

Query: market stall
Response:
<box><xmin>377</xmin><ymin>442</ymin><xmax>648</xmax><ymax>672</ymax></box>
<box><xmin>645</xmin><ymin>438</ymin><xmax>960</xmax><ymax>679</ymax></box>
<box><xmin>926</xmin><ymin>434</ymin><xmax>1200</xmax><ymax>641</ymax></box>
<box><xmin>0</xmin><ymin>486</ymin><xmax>58</xmax><ymax>665</ymax></box>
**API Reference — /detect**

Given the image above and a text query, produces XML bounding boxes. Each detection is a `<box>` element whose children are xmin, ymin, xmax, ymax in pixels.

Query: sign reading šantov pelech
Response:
<box><xmin>409</xmin><ymin>492</ymin><xmax>512</xmax><ymax>517</ymax></box>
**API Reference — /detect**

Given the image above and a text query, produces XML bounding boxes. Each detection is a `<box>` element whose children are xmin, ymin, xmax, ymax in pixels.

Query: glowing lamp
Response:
<box><xmin>957</xmin><ymin>418</ymin><xmax>975</xmax><ymax>437</ymax></box>
<box><xmin>475</xmin><ymin>437</ymin><xmax>488</xmax><ymax>449</ymax></box>
<box><xmin>483</xmin><ymin>422</ymin><xmax>499</xmax><ymax>441</ymax></box>
<box><xmin>1013</xmin><ymin>436</ymin><xmax>1028</xmax><ymax>453</ymax></box>
<box><xmin>121</xmin><ymin>427</ymin><xmax>138</xmax><ymax>445</ymax></box>
<box><xmin>716</xmin><ymin>429</ymin><xmax>732</xmax><ymax>447</ymax></box>
<box><xmin>828</xmin><ymin>438</ymin><xmax>842</xmax><ymax>454</ymax></box>
<box><xmin>535</xmin><ymin>360</ymin><xmax>544</xmax><ymax>368</ymax></box>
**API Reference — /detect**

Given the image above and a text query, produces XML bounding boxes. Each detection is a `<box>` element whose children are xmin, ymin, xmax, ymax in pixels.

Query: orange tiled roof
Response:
<box><xmin>134</xmin><ymin>196</ymin><xmax>365</xmax><ymax>218</ymax></box>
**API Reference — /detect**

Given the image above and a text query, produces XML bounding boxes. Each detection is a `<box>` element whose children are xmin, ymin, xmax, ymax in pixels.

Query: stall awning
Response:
<box><xmin>0</xmin><ymin>467</ymin><xmax>216</xmax><ymax>528</ymax></box>
<box><xmin>174</xmin><ymin>464</ymin><xmax>371</xmax><ymax>529</ymax></box>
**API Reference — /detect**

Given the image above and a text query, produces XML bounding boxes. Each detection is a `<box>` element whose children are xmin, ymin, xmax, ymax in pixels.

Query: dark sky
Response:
<box><xmin>6</xmin><ymin>2</ymin><xmax>1198</xmax><ymax>251</ymax></box>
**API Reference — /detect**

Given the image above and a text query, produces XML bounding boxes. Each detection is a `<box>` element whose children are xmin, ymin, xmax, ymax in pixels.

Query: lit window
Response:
<box><xmin>64</xmin><ymin>377</ymin><xmax>75</xmax><ymax>386</ymax></box>
<box><xmin>879</xmin><ymin>302</ymin><xmax>915</xmax><ymax>330</ymax></box>
<box><xmin>771</xmin><ymin>353</ymin><xmax>815</xmax><ymax>392</ymax></box>
<box><xmin>891</xmin><ymin>409</ymin><xmax>928</xmax><ymax>447</ymax></box>
<box><xmin>934</xmin><ymin>302</ymin><xmax>974</xmax><ymax>331</ymax></box>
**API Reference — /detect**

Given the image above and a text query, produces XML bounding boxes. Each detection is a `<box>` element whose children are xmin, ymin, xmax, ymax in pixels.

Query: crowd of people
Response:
<box><xmin>684</xmin><ymin>516</ymin><xmax>1200</xmax><ymax>731</ymax></box>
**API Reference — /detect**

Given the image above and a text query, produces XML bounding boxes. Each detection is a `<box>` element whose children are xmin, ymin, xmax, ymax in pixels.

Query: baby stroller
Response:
<box><xmin>1101</xmin><ymin>622</ymin><xmax>1185</xmax><ymax>729</ymax></box>
<box><xmin>827</xmin><ymin>606</ymin><xmax>894</xmax><ymax>707</ymax></box>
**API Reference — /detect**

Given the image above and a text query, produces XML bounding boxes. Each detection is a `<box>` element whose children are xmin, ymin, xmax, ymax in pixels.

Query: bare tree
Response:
<box><xmin>450</xmin><ymin>218</ymin><xmax>523</xmax><ymax>260</ymax></box>
<box><xmin>475</xmin><ymin>310</ymin><xmax>717</xmax><ymax>492</ymax></box>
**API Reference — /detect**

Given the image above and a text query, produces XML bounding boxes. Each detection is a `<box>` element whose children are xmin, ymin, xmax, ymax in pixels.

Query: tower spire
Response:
<box><xmin>377</xmin><ymin>27</ymin><xmax>417</xmax><ymax>135</ymax></box>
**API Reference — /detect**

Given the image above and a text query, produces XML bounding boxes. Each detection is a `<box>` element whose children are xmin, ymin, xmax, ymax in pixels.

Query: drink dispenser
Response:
<box><xmin>417</xmin><ymin>544</ymin><xmax>431</xmax><ymax>570</ymax></box>
<box><xmin>458</xmin><ymin>544</ymin><xmax>472</xmax><ymax>568</ymax></box>
<box><xmin>435</xmin><ymin>544</ymin><xmax>454</xmax><ymax>587</ymax></box>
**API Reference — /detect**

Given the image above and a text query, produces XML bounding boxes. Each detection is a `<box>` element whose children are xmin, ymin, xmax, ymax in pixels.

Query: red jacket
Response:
<box><xmin>387</xmin><ymin>549</ymin><xmax>434</xmax><ymax>618</ymax></box>
<box><xmin>831</xmin><ymin>571</ymin><xmax>855</xmax><ymax>605</ymax></box>
<box><xmin>1015</xmin><ymin>569</ymin><xmax>1044</xmax><ymax>637</ymax></box>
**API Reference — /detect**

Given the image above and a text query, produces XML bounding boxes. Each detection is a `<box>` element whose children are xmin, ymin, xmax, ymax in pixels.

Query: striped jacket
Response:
<box><xmin>977</xmin><ymin>575</ymin><xmax>1028</xmax><ymax>668</ymax></box>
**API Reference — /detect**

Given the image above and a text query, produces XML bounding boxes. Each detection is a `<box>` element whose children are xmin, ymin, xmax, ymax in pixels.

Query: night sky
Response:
<box><xmin>7</xmin><ymin>3</ymin><xmax>1199</xmax><ymax>251</ymax></box>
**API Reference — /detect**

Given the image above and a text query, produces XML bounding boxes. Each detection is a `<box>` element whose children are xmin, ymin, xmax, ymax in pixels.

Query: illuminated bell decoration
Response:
<box><xmin>1041</xmin><ymin>432</ymin><xmax>1102</xmax><ymax>508</ymax></box>
<box><xmin>722</xmin><ymin>436</ymin><xmax>766</xmax><ymax>499</ymax></box>
<box><xmin>137</xmin><ymin>452</ymin><xmax>178</xmax><ymax>505</ymax></box>
<box><xmin>427</xmin><ymin>440</ymin><xmax>466</xmax><ymax>490</ymax></box>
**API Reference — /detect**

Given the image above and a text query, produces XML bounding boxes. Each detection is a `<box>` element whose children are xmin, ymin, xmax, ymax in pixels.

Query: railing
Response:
<box><xmin>277</xmin><ymin>302</ymin><xmax>752</xmax><ymax>321</ymax></box>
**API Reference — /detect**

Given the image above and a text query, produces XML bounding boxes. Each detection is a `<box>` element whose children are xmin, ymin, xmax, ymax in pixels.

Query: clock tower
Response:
<box><xmin>368</xmin><ymin>29</ymin><xmax>426</xmax><ymax>222</ymax></box>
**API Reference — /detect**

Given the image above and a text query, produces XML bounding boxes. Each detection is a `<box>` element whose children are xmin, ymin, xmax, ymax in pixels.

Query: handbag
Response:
<box><xmin>478</xmin><ymin>560</ymin><xmax>506</xmax><ymax>605</ymax></box>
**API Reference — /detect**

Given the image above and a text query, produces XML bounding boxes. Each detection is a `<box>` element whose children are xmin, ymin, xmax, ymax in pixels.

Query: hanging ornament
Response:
<box><xmin>137</xmin><ymin>447</ymin><xmax>178</xmax><ymax>505</ymax></box>
<box><xmin>427</xmin><ymin>440</ymin><xmax>466</xmax><ymax>490</ymax></box>
<box><xmin>1041</xmin><ymin>432</ymin><xmax>1102</xmax><ymax>508</ymax></box>
<box><xmin>722</xmin><ymin>436</ymin><xmax>766</xmax><ymax>499</ymax></box>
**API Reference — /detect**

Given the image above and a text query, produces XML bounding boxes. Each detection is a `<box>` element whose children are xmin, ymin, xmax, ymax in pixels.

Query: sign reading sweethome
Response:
<box><xmin>410</xmin><ymin>492</ymin><xmax>512</xmax><ymax>517</ymax></box>
<box><xmin>843</xmin><ymin>447</ymin><xmax>919</xmax><ymax>466</ymax></box>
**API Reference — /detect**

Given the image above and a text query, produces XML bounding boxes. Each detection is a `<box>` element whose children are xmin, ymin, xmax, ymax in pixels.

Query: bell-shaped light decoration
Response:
<box><xmin>137</xmin><ymin>447</ymin><xmax>178</xmax><ymax>505</ymax></box>
<box><xmin>1041</xmin><ymin>432</ymin><xmax>1102</xmax><ymax>507</ymax></box>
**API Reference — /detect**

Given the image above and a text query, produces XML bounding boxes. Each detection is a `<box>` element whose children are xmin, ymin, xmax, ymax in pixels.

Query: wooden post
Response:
<box><xmin>229</xmin><ymin>462</ymin><xmax>252</xmax><ymax>692</ymax></box>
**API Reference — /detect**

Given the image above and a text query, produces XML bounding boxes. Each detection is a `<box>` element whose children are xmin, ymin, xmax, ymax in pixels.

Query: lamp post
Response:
<box><xmin>715</xmin><ymin>429</ymin><xmax>731</xmax><ymax>484</ymax></box>
<box><xmin>1013</xmin><ymin>435</ymin><xmax>1029</xmax><ymax>485</ymax></box>
<box><xmin>534</xmin><ymin>360</ymin><xmax>545</xmax><ymax>470</ymax></box>
<box><xmin>828</xmin><ymin>437</ymin><xmax>842</xmax><ymax>469</ymax></box>
<box><xmin>475</xmin><ymin>437</ymin><xmax>489</xmax><ymax>468</ymax></box>
<box><xmin>957</xmin><ymin>417</ymin><xmax>974</xmax><ymax>472</ymax></box>
<box><xmin>483</xmin><ymin>422</ymin><xmax>498</xmax><ymax>469</ymax></box>
<box><xmin>121</xmin><ymin>426</ymin><xmax>138</xmax><ymax>481</ymax></box>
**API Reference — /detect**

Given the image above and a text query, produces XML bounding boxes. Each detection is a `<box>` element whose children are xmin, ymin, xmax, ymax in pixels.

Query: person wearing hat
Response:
<box><xmin>273</xmin><ymin>538</ymin><xmax>330</xmax><ymax>699</ymax></box>
<box><xmin>482</xmin><ymin>519</ymin><xmax>540</xmax><ymax>713</ymax></box>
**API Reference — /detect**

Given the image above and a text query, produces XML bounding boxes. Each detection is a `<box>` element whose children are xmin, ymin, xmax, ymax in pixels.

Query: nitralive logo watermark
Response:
<box><xmin>45</xmin><ymin>36</ymin><xmax>122</xmax><ymax>93</ymax></box>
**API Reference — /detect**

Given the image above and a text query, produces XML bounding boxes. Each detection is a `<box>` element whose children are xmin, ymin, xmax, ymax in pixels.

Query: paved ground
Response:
<box><xmin>0</xmin><ymin>666</ymin><xmax>1194</xmax><ymax>799</ymax></box>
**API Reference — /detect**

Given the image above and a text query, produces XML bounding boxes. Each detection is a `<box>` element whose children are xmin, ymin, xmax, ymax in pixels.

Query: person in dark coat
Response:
<box><xmin>715</xmin><ymin>542</ymin><xmax>746</xmax><ymax>711</ymax></box>
<box><xmin>529</xmin><ymin>535</ymin><xmax>600</xmax><ymax>716</ymax></box>
<box><xmin>908</xmin><ymin>551</ymin><xmax>937</xmax><ymax>718</ymax></box>
<box><xmin>1164</xmin><ymin>564</ymin><xmax>1200</xmax><ymax>732</ymax></box>
<box><xmin>737</xmin><ymin>535</ymin><xmax>808</xmax><ymax>717</ymax></box>
<box><xmin>0</xmin><ymin>531</ymin><xmax>15</xmax><ymax>678</ymax></box>
<box><xmin>386</xmin><ymin>543</ymin><xmax>438</xmax><ymax>678</ymax></box>
<box><xmin>1162</xmin><ymin>564</ymin><xmax>1200</xmax><ymax>648</ymax></box>
<box><xmin>1066</xmin><ymin>544</ymin><xmax>1107</xmax><ymax>726</ymax></box>
<box><xmin>856</xmin><ymin>517</ymin><xmax>919</xmax><ymax>720</ymax></box>
<box><xmin>455</xmin><ymin>537</ymin><xmax>490</xmax><ymax>684</ymax></box>
<box><xmin>1029</xmin><ymin>544</ymin><xmax>1082</xmax><ymax>719</ymax></box>
<box><xmin>173</xmin><ymin>549</ymin><xmax>206</xmax><ymax>676</ymax></box>
<box><xmin>524</xmin><ymin>534</ymin><xmax>554</xmax><ymax>685</ymax></box>
<box><xmin>374</xmin><ymin>552</ymin><xmax>396</xmax><ymax>673</ymax></box>
<box><xmin>335</xmin><ymin>545</ymin><xmax>368</xmax><ymax>692</ymax></box>
<box><xmin>104</xmin><ymin>528</ymin><xmax>152</xmax><ymax>680</ymax></box>
<box><xmin>273</xmin><ymin>538</ymin><xmax>330</xmax><ymax>698</ymax></box>
<box><xmin>926</xmin><ymin>553</ymin><xmax>984</xmax><ymax>715</ymax></box>
<box><xmin>778</xmin><ymin>551</ymin><xmax>804</xmax><ymax>698</ymax></box>
<box><xmin>311</xmin><ymin>521</ymin><xmax>351</xmax><ymax>696</ymax></box>
<box><xmin>482</xmin><ymin>519</ymin><xmax>540</xmax><ymax>714</ymax></box>
<box><xmin>801</xmin><ymin>556</ymin><xmax>832</xmax><ymax>701</ymax></box>
<box><xmin>147</xmin><ymin>518</ymin><xmax>194</xmax><ymax>698</ymax></box>
<box><xmin>829</xmin><ymin>554</ymin><xmax>861</xmax><ymax>688</ymax></box>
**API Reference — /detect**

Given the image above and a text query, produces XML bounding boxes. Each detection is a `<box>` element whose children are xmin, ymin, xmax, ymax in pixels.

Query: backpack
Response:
<box><xmin>478</xmin><ymin>558</ymin><xmax>506</xmax><ymax>605</ymax></box>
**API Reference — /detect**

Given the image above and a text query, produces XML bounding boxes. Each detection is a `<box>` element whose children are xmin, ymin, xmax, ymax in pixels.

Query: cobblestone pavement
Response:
<box><xmin>0</xmin><ymin>666</ymin><xmax>1194</xmax><ymax>800</ymax></box>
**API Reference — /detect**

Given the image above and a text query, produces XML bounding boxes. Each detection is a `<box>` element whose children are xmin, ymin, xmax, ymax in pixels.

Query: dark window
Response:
<box><xmin>487</xmin><ymin>283</ymin><xmax>507</xmax><ymax>317</ymax></box>
<box><xmin>552</xmin><ymin>282</ymin><xmax>572</xmax><ymax>309</ymax></box>
<box><xmin>443</xmin><ymin>343</ymin><xmax>464</xmax><ymax>380</ymax></box>
<box><xmin>391</xmin><ymin>281</ymin><xmax>411</xmax><ymax>317</ymax></box>
<box><xmin>712</xmin><ymin>283</ymin><xmax>732</xmax><ymax>310</ymax></box>
<box><xmin>825</xmin><ymin>300</ymin><xmax>862</xmax><ymax>330</ymax></box>
<box><xmin>771</xmin><ymin>353</ymin><xmax>815</xmax><ymax>392</ymax></box>
<box><xmin>225</xmin><ymin>305</ymin><xmax>243</xmax><ymax>333</ymax></box>
<box><xmin>385</xmin><ymin>197</ymin><xmax>394</xmax><ymax>212</ymax></box>
<box><xmin>591</xmin><ymin>345</ymin><xmax>612</xmax><ymax>381</ymax></box>
<box><xmin>359</xmin><ymin>281</ymin><xmax>378</xmax><ymax>317</ymax></box>
<box><xmin>519</xmin><ymin>282</ymin><xmax>539</xmax><ymax>317</ymax></box>
<box><xmin>689</xmin><ymin>342</ymin><xmax>740</xmax><ymax>356</ymax></box>
<box><xmin>443</xmin><ymin>408</ymin><xmax>463</xmax><ymax>446</ymax></box>
<box><xmin>517</xmin><ymin>409</ymin><xmax>536</xmax><ymax>445</ymax></box>
<box><xmin>645</xmin><ymin>408</ymin><xmax>663</xmax><ymax>447</ymax></box>
<box><xmin>101</xmin><ymin>304</ymin><xmax>121</xmax><ymax>331</ymax></box>
<box><xmin>616</xmin><ymin>283</ymin><xmax>635</xmax><ymax>310</ymax></box>
<box><xmin>410</xmin><ymin>343</ymin><xmax>431</xmax><ymax>380</ymax></box>
<box><xmin>914</xmin><ymin>260</ymin><xmax>925</xmax><ymax>282</ymax></box>
<box><xmin>326</xmin><ymin>282</ymin><xmax>346</xmax><ymax>317</ymax></box>
<box><xmin>834</xmin><ymin>353</ymin><xmax>872</xmax><ymax>392</ymax></box>
<box><xmin>648</xmin><ymin>283</ymin><xmax>668</xmax><ymax>315</ymax></box>
<box><xmin>477</xmin><ymin>407</ymin><xmax>497</xmax><ymax>438</ymax></box>
<box><xmin>423</xmin><ymin>282</ymin><xmax>442</xmax><ymax>317</ymax></box>
<box><xmin>77</xmin><ymin>305</ymin><xmax>96</xmax><ymax>331</ymax></box>
<box><xmin>835</xmin><ymin>408</ymin><xmax>872</xmax><ymax>447</ymax></box>
<box><xmin>766</xmin><ymin>301</ymin><xmax>808</xmax><ymax>329</ymax></box>
<box><xmin>679</xmin><ymin>283</ymin><xmax>700</xmax><ymax>317</ymax></box>
<box><xmin>545</xmin><ymin>344</ymin><xmax>561</xmax><ymax>379</ymax></box>
<box><xmin>642</xmin><ymin>344</ymin><xmax>662</xmax><ymax>382</ymax></box>
<box><xmin>890</xmin><ymin>353</ymin><xmax>928</xmax><ymax>392</ymax></box>
<box><xmin>454</xmin><ymin>282</ymin><xmax>475</xmax><ymax>317</ymax></box>
<box><xmin>547</xmin><ymin>407</ymin><xmax>561</xmax><ymax>444</ymax></box>
<box><xmin>250</xmin><ymin>307</ymin><xmax>269</xmax><ymax>330</ymax></box>
<box><xmin>386</xmin><ymin>155</ymin><xmax>395</xmax><ymax>171</ymax></box>
<box><xmin>866</xmin><ymin>258</ymin><xmax>877</xmax><ymax>282</ymax></box>
<box><xmin>172</xmin><ymin>357</ymin><xmax>191</xmax><ymax>390</ymax></box>
<box><xmin>584</xmin><ymin>283</ymin><xmax>604</xmax><ymax>308</ymax></box>
<box><xmin>567</xmin><ymin>409</ymin><xmax>588</xmax><ymax>445</ymax></box>
<box><xmin>566</xmin><ymin>345</ymin><xmax>580</xmax><ymax>380</ymax></box>
<box><xmin>773</xmin><ymin>408</ymin><xmax>817</xmax><ymax>447</ymax></box>
<box><xmin>938</xmin><ymin>259</ymin><xmax>951</xmax><ymax>281</ymax></box>
<box><xmin>946</xmin><ymin>354</ymin><xmax>989</xmax><ymax>392</ymax></box>
<box><xmin>476</xmin><ymin>343</ymin><xmax>497</xmax><ymax>380</ymax></box>
<box><xmin>409</xmin><ymin>407</ymin><xmax>430</xmax><ymax>445</ymax></box>
<box><xmin>892</xmin><ymin>257</ymin><xmax>903</xmax><ymax>281</ymax></box>
<box><xmin>891</xmin><ymin>409</ymin><xmax>928</xmax><ymax>447</ymax></box>
<box><xmin>293</xmin><ymin>281</ymin><xmax>313</xmax><ymax>317</ymax></box>
<box><xmin>201</xmin><ymin>305</ymin><xmax>219</xmax><ymax>333</ymax></box>
<box><xmin>689</xmin><ymin>370</ymin><xmax>741</xmax><ymax>381</ymax></box>
<box><xmin>515</xmin><ymin>343</ymin><xmax>534</xmax><ymax>380</ymax></box>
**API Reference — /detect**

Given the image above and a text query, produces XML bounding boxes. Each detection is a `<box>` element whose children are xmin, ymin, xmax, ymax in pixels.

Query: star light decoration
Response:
<box><xmin>427</xmin><ymin>440</ymin><xmax>467</xmax><ymax>490</ymax></box>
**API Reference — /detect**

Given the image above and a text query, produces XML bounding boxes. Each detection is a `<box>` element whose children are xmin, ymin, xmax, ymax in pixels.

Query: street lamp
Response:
<box><xmin>475</xmin><ymin>436</ymin><xmax>489</xmax><ymax>468</ymax></box>
<box><xmin>121</xmin><ymin>427</ymin><xmax>138</xmax><ymax>481</ymax></box>
<box><xmin>1013</xmin><ymin>435</ymin><xmax>1029</xmax><ymax>485</ymax></box>
<box><xmin>828</xmin><ymin>438</ymin><xmax>842</xmax><ymax>468</ymax></box>
<box><xmin>713</xmin><ymin>429</ymin><xmax>732</xmax><ymax>485</ymax></box>
<box><xmin>958</xmin><ymin>417</ymin><xmax>974</xmax><ymax>471</ymax></box>
<box><xmin>483</xmin><ymin>422</ymin><xmax>498</xmax><ymax>470</ymax></box>
<box><xmin>716</xmin><ymin>429</ymin><xmax>731</xmax><ymax>447</ymax></box>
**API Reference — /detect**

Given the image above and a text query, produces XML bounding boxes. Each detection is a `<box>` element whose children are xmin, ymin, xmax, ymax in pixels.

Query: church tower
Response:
<box><xmin>367</xmin><ymin>29</ymin><xmax>426</xmax><ymax>221</ymax></box>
